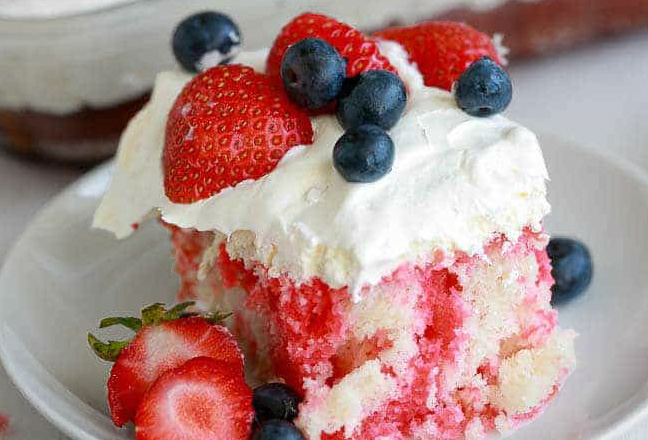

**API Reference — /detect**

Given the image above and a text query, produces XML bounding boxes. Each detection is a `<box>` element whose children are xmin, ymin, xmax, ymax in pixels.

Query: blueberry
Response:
<box><xmin>253</xmin><ymin>383</ymin><xmax>301</xmax><ymax>422</ymax></box>
<box><xmin>547</xmin><ymin>237</ymin><xmax>593</xmax><ymax>306</ymax></box>
<box><xmin>172</xmin><ymin>11</ymin><xmax>241</xmax><ymax>73</ymax></box>
<box><xmin>252</xmin><ymin>420</ymin><xmax>305</xmax><ymax>440</ymax></box>
<box><xmin>336</xmin><ymin>70</ymin><xmax>407</xmax><ymax>130</ymax></box>
<box><xmin>280</xmin><ymin>38</ymin><xmax>346</xmax><ymax>109</ymax></box>
<box><xmin>333</xmin><ymin>125</ymin><xmax>395</xmax><ymax>183</ymax></box>
<box><xmin>454</xmin><ymin>57</ymin><xmax>512</xmax><ymax>117</ymax></box>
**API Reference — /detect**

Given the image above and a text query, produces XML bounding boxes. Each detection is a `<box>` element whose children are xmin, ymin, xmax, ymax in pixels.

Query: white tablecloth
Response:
<box><xmin>1</xmin><ymin>32</ymin><xmax>647</xmax><ymax>440</ymax></box>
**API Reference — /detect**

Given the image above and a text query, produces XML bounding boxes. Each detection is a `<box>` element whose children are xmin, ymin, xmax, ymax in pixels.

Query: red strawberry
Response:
<box><xmin>164</xmin><ymin>64</ymin><xmax>313</xmax><ymax>204</ymax></box>
<box><xmin>88</xmin><ymin>303</ymin><xmax>242</xmax><ymax>427</ymax></box>
<box><xmin>135</xmin><ymin>357</ymin><xmax>253</xmax><ymax>440</ymax></box>
<box><xmin>267</xmin><ymin>13</ymin><xmax>396</xmax><ymax>79</ymax></box>
<box><xmin>374</xmin><ymin>21</ymin><xmax>501</xmax><ymax>91</ymax></box>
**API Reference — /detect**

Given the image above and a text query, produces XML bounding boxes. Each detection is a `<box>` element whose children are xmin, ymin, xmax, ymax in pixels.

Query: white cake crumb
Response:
<box><xmin>296</xmin><ymin>360</ymin><xmax>398</xmax><ymax>440</ymax></box>
<box><xmin>494</xmin><ymin>330</ymin><xmax>576</xmax><ymax>414</ymax></box>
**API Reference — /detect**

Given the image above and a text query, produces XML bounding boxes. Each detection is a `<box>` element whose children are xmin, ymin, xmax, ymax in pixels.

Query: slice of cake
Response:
<box><xmin>94</xmin><ymin>12</ymin><xmax>575</xmax><ymax>440</ymax></box>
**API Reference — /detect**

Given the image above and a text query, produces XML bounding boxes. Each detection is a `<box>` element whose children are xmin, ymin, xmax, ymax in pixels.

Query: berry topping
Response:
<box><xmin>280</xmin><ymin>38</ymin><xmax>347</xmax><ymax>110</ymax></box>
<box><xmin>333</xmin><ymin>125</ymin><xmax>395</xmax><ymax>183</ymax></box>
<box><xmin>164</xmin><ymin>64</ymin><xmax>313</xmax><ymax>204</ymax></box>
<box><xmin>135</xmin><ymin>357</ymin><xmax>253</xmax><ymax>440</ymax></box>
<box><xmin>253</xmin><ymin>383</ymin><xmax>301</xmax><ymax>422</ymax></box>
<box><xmin>336</xmin><ymin>70</ymin><xmax>407</xmax><ymax>130</ymax></box>
<box><xmin>252</xmin><ymin>420</ymin><xmax>306</xmax><ymax>440</ymax></box>
<box><xmin>374</xmin><ymin>21</ymin><xmax>501</xmax><ymax>91</ymax></box>
<box><xmin>88</xmin><ymin>302</ymin><xmax>242</xmax><ymax>427</ymax></box>
<box><xmin>267</xmin><ymin>13</ymin><xmax>396</xmax><ymax>79</ymax></box>
<box><xmin>172</xmin><ymin>11</ymin><xmax>241</xmax><ymax>73</ymax></box>
<box><xmin>454</xmin><ymin>57</ymin><xmax>512</xmax><ymax>117</ymax></box>
<box><xmin>547</xmin><ymin>238</ymin><xmax>593</xmax><ymax>306</ymax></box>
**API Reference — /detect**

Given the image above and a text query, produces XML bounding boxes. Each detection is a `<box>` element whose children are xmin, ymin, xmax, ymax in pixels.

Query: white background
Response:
<box><xmin>0</xmin><ymin>32</ymin><xmax>647</xmax><ymax>439</ymax></box>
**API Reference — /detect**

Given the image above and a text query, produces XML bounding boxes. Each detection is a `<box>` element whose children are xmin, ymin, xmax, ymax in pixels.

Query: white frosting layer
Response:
<box><xmin>0</xmin><ymin>0</ymin><xmax>524</xmax><ymax>113</ymax></box>
<box><xmin>94</xmin><ymin>44</ymin><xmax>549</xmax><ymax>299</ymax></box>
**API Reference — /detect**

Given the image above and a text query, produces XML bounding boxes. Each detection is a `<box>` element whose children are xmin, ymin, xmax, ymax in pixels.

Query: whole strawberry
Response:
<box><xmin>374</xmin><ymin>21</ymin><xmax>501</xmax><ymax>91</ymax></box>
<box><xmin>88</xmin><ymin>302</ymin><xmax>241</xmax><ymax>427</ymax></box>
<box><xmin>267</xmin><ymin>12</ymin><xmax>396</xmax><ymax>79</ymax></box>
<box><xmin>164</xmin><ymin>64</ymin><xmax>313</xmax><ymax>204</ymax></box>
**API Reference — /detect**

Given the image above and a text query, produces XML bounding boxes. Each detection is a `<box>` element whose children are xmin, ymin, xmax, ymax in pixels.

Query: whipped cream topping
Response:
<box><xmin>0</xmin><ymin>0</ymin><xmax>526</xmax><ymax>114</ymax></box>
<box><xmin>94</xmin><ymin>43</ymin><xmax>550</xmax><ymax>300</ymax></box>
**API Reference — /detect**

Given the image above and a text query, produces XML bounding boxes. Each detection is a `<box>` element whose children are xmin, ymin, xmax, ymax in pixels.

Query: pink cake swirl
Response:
<box><xmin>166</xmin><ymin>224</ymin><xmax>575</xmax><ymax>440</ymax></box>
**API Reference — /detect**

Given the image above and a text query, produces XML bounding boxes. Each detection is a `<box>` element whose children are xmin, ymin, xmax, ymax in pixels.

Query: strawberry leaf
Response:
<box><xmin>88</xmin><ymin>334</ymin><xmax>129</xmax><ymax>362</ymax></box>
<box><xmin>141</xmin><ymin>303</ymin><xmax>166</xmax><ymax>326</ymax></box>
<box><xmin>99</xmin><ymin>317</ymin><xmax>142</xmax><ymax>332</ymax></box>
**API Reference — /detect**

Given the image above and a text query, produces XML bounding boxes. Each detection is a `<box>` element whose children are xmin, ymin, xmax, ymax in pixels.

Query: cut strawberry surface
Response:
<box><xmin>88</xmin><ymin>303</ymin><xmax>242</xmax><ymax>427</ymax></box>
<box><xmin>164</xmin><ymin>64</ymin><xmax>313</xmax><ymax>204</ymax></box>
<box><xmin>135</xmin><ymin>357</ymin><xmax>253</xmax><ymax>440</ymax></box>
<box><xmin>267</xmin><ymin>13</ymin><xmax>396</xmax><ymax>79</ymax></box>
<box><xmin>375</xmin><ymin>21</ymin><xmax>501</xmax><ymax>91</ymax></box>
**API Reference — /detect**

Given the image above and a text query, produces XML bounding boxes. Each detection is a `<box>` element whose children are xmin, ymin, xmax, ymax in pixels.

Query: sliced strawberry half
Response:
<box><xmin>267</xmin><ymin>12</ymin><xmax>396</xmax><ymax>79</ymax></box>
<box><xmin>164</xmin><ymin>64</ymin><xmax>313</xmax><ymax>204</ymax></box>
<box><xmin>374</xmin><ymin>21</ymin><xmax>501</xmax><ymax>91</ymax></box>
<box><xmin>88</xmin><ymin>302</ymin><xmax>242</xmax><ymax>427</ymax></box>
<box><xmin>135</xmin><ymin>357</ymin><xmax>253</xmax><ymax>440</ymax></box>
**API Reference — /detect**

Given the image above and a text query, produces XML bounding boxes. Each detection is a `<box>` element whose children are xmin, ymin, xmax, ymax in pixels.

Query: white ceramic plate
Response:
<box><xmin>1</xmin><ymin>135</ymin><xmax>648</xmax><ymax>440</ymax></box>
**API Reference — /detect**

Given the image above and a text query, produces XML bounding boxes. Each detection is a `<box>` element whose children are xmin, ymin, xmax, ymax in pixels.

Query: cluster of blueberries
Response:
<box><xmin>172</xmin><ymin>13</ymin><xmax>592</xmax><ymax>304</ymax></box>
<box><xmin>252</xmin><ymin>383</ymin><xmax>305</xmax><ymax>440</ymax></box>
<box><xmin>281</xmin><ymin>38</ymin><xmax>406</xmax><ymax>183</ymax></box>
<box><xmin>172</xmin><ymin>11</ymin><xmax>513</xmax><ymax>185</ymax></box>
<box><xmin>280</xmin><ymin>41</ymin><xmax>513</xmax><ymax>184</ymax></box>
